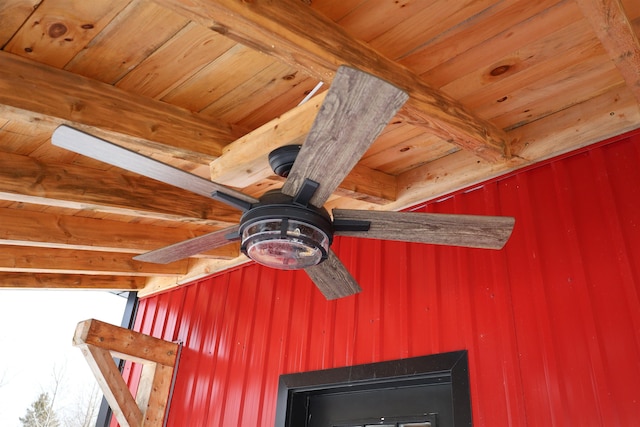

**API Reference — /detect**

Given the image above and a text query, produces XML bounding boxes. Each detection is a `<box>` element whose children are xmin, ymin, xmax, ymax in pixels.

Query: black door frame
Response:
<box><xmin>274</xmin><ymin>350</ymin><xmax>472</xmax><ymax>427</ymax></box>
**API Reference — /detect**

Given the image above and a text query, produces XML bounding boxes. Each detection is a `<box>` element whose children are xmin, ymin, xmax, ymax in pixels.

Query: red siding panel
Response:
<box><xmin>124</xmin><ymin>130</ymin><xmax>640</xmax><ymax>426</ymax></box>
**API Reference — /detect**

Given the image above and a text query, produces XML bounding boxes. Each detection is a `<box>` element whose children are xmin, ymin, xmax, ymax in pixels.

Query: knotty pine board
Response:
<box><xmin>64</xmin><ymin>0</ymin><xmax>188</xmax><ymax>84</ymax></box>
<box><xmin>4</xmin><ymin>0</ymin><xmax>132</xmax><ymax>68</ymax></box>
<box><xmin>116</xmin><ymin>22</ymin><xmax>236</xmax><ymax>99</ymax></box>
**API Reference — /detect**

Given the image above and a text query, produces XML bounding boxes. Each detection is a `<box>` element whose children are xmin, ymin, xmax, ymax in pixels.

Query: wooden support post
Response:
<box><xmin>73</xmin><ymin>319</ymin><xmax>180</xmax><ymax>427</ymax></box>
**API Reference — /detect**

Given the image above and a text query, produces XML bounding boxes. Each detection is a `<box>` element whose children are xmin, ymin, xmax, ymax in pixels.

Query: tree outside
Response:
<box><xmin>17</xmin><ymin>365</ymin><xmax>101</xmax><ymax>427</ymax></box>
<box><xmin>0</xmin><ymin>290</ymin><xmax>126</xmax><ymax>427</ymax></box>
<box><xmin>19</xmin><ymin>392</ymin><xmax>60</xmax><ymax>427</ymax></box>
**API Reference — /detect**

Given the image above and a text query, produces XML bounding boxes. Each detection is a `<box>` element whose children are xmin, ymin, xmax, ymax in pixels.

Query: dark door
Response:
<box><xmin>307</xmin><ymin>383</ymin><xmax>449</xmax><ymax>427</ymax></box>
<box><xmin>275</xmin><ymin>351</ymin><xmax>472</xmax><ymax>427</ymax></box>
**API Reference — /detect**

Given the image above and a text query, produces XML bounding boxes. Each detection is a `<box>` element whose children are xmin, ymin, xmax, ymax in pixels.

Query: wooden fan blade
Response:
<box><xmin>52</xmin><ymin>125</ymin><xmax>258</xmax><ymax>206</ymax></box>
<box><xmin>333</xmin><ymin>209</ymin><xmax>515</xmax><ymax>249</ymax></box>
<box><xmin>305</xmin><ymin>249</ymin><xmax>362</xmax><ymax>300</ymax></box>
<box><xmin>281</xmin><ymin>66</ymin><xmax>408</xmax><ymax>208</ymax></box>
<box><xmin>134</xmin><ymin>226</ymin><xmax>239</xmax><ymax>264</ymax></box>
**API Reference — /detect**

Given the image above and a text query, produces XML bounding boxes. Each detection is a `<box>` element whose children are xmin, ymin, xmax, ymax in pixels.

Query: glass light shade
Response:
<box><xmin>241</xmin><ymin>218</ymin><xmax>330</xmax><ymax>270</ymax></box>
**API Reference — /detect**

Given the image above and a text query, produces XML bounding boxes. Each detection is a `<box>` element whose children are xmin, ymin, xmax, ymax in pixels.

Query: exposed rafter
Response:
<box><xmin>0</xmin><ymin>51</ymin><xmax>242</xmax><ymax>160</ymax></box>
<box><xmin>0</xmin><ymin>273</ymin><xmax>146</xmax><ymax>290</ymax></box>
<box><xmin>392</xmin><ymin>85</ymin><xmax>640</xmax><ymax>211</ymax></box>
<box><xmin>0</xmin><ymin>151</ymin><xmax>241</xmax><ymax>226</ymax></box>
<box><xmin>0</xmin><ymin>0</ymin><xmax>638</xmax><ymax>295</ymax></box>
<box><xmin>0</xmin><ymin>207</ymin><xmax>236</xmax><ymax>255</ymax></box>
<box><xmin>152</xmin><ymin>0</ymin><xmax>511</xmax><ymax>162</ymax></box>
<box><xmin>0</xmin><ymin>246</ymin><xmax>188</xmax><ymax>276</ymax></box>
<box><xmin>575</xmin><ymin>0</ymin><xmax>640</xmax><ymax>103</ymax></box>
<box><xmin>210</xmin><ymin>91</ymin><xmax>398</xmax><ymax>204</ymax></box>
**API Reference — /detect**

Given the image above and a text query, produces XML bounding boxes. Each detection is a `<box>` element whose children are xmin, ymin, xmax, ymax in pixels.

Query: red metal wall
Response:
<box><xmin>125</xmin><ymin>129</ymin><xmax>640</xmax><ymax>426</ymax></box>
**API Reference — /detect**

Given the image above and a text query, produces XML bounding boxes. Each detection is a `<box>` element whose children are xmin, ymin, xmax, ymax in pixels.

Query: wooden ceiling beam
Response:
<box><xmin>0</xmin><ymin>207</ymin><xmax>240</xmax><ymax>259</ymax></box>
<box><xmin>0</xmin><ymin>245</ymin><xmax>188</xmax><ymax>276</ymax></box>
<box><xmin>210</xmin><ymin>92</ymin><xmax>325</xmax><ymax>187</ymax></box>
<box><xmin>0</xmin><ymin>151</ymin><xmax>241</xmax><ymax>227</ymax></box>
<box><xmin>0</xmin><ymin>51</ymin><xmax>241</xmax><ymax>159</ymax></box>
<box><xmin>575</xmin><ymin>0</ymin><xmax>640</xmax><ymax>103</ymax></box>
<box><xmin>0</xmin><ymin>273</ymin><xmax>146</xmax><ymax>290</ymax></box>
<box><xmin>154</xmin><ymin>0</ymin><xmax>510</xmax><ymax>162</ymax></box>
<box><xmin>389</xmin><ymin>85</ymin><xmax>640</xmax><ymax>212</ymax></box>
<box><xmin>210</xmin><ymin>92</ymin><xmax>397</xmax><ymax>204</ymax></box>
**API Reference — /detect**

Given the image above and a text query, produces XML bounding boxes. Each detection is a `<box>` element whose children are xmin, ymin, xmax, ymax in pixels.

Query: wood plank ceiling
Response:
<box><xmin>0</xmin><ymin>0</ymin><xmax>639</xmax><ymax>296</ymax></box>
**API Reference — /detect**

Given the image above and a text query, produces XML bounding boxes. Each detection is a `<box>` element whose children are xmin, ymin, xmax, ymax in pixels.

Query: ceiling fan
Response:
<box><xmin>51</xmin><ymin>66</ymin><xmax>515</xmax><ymax>300</ymax></box>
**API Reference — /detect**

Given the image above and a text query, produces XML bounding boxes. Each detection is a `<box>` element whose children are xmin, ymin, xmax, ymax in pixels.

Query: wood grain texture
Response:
<box><xmin>210</xmin><ymin>92</ymin><xmax>327</xmax><ymax>187</ymax></box>
<box><xmin>0</xmin><ymin>206</ymin><xmax>236</xmax><ymax>256</ymax></box>
<box><xmin>281</xmin><ymin>66</ymin><xmax>408</xmax><ymax>207</ymax></box>
<box><xmin>206</xmin><ymin>60</ymin><xmax>311</xmax><ymax>125</ymax></box>
<box><xmin>0</xmin><ymin>0</ymin><xmax>42</xmax><ymax>46</ymax></box>
<box><xmin>140</xmin><ymin>255</ymin><xmax>252</xmax><ymax>297</ymax></box>
<box><xmin>0</xmin><ymin>51</ymin><xmax>238</xmax><ymax>157</ymax></box>
<box><xmin>162</xmin><ymin>44</ymin><xmax>276</xmax><ymax>112</ymax></box>
<box><xmin>0</xmin><ymin>273</ymin><xmax>146</xmax><ymax>289</ymax></box>
<box><xmin>575</xmin><ymin>0</ymin><xmax>640</xmax><ymax>102</ymax></box>
<box><xmin>116</xmin><ymin>22</ymin><xmax>236</xmax><ymax>99</ymax></box>
<box><xmin>153</xmin><ymin>0</ymin><xmax>511</xmax><ymax>161</ymax></box>
<box><xmin>368</xmin><ymin>0</ymin><xmax>495</xmax><ymax>61</ymax></box>
<box><xmin>142</xmin><ymin>364</ymin><xmax>174</xmax><ymax>427</ymax></box>
<box><xmin>74</xmin><ymin>318</ymin><xmax>179</xmax><ymax>366</ymax></box>
<box><xmin>4</xmin><ymin>0</ymin><xmax>132</xmax><ymax>68</ymax></box>
<box><xmin>418</xmin><ymin>0</ymin><xmax>572</xmax><ymax>89</ymax></box>
<box><xmin>135</xmin><ymin>364</ymin><xmax>156</xmax><ymax>421</ymax></box>
<box><xmin>0</xmin><ymin>245</ymin><xmax>188</xmax><ymax>276</ymax></box>
<box><xmin>79</xmin><ymin>345</ymin><xmax>143</xmax><ymax>427</ymax></box>
<box><xmin>333</xmin><ymin>209</ymin><xmax>515</xmax><ymax>249</ymax></box>
<box><xmin>73</xmin><ymin>318</ymin><xmax>179</xmax><ymax>427</ymax></box>
<box><xmin>360</xmin><ymin>132</ymin><xmax>455</xmax><ymax>175</ymax></box>
<box><xmin>209</xmin><ymin>90</ymin><xmax>397</xmax><ymax>203</ymax></box>
<box><xmin>63</xmin><ymin>0</ymin><xmax>188</xmax><ymax>84</ymax></box>
<box><xmin>334</xmin><ymin>0</ymin><xmax>434</xmax><ymax>45</ymax></box>
<box><xmin>0</xmin><ymin>0</ymin><xmax>637</xmax><ymax>295</ymax></box>
<box><xmin>0</xmin><ymin>147</ymin><xmax>241</xmax><ymax>226</ymax></box>
<box><xmin>232</xmin><ymin>75</ymin><xmax>322</xmax><ymax>130</ymax></box>
<box><xmin>453</xmin><ymin>20</ymin><xmax>608</xmax><ymax>118</ymax></box>
<box><xmin>134</xmin><ymin>225</ymin><xmax>239</xmax><ymax>264</ymax></box>
<box><xmin>305</xmin><ymin>249</ymin><xmax>361</xmax><ymax>300</ymax></box>
<box><xmin>389</xmin><ymin>86</ymin><xmax>640</xmax><ymax>213</ymax></box>
<box><xmin>330</xmin><ymin>163</ymin><xmax>397</xmax><ymax>204</ymax></box>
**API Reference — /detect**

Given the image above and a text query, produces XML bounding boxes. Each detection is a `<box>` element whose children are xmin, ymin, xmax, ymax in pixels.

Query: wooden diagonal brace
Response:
<box><xmin>73</xmin><ymin>319</ymin><xmax>180</xmax><ymax>427</ymax></box>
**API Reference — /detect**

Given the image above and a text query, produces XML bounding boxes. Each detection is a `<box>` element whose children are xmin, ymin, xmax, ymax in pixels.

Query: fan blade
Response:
<box><xmin>305</xmin><ymin>249</ymin><xmax>362</xmax><ymax>300</ymax></box>
<box><xmin>134</xmin><ymin>226</ymin><xmax>239</xmax><ymax>264</ymax></box>
<box><xmin>281</xmin><ymin>66</ymin><xmax>408</xmax><ymax>207</ymax></box>
<box><xmin>333</xmin><ymin>209</ymin><xmax>515</xmax><ymax>249</ymax></box>
<box><xmin>51</xmin><ymin>125</ymin><xmax>258</xmax><ymax>207</ymax></box>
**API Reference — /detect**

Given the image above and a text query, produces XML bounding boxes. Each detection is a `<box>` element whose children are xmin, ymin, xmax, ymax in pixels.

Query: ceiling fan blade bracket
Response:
<box><xmin>224</xmin><ymin>230</ymin><xmax>241</xmax><ymax>241</ymax></box>
<box><xmin>292</xmin><ymin>178</ymin><xmax>320</xmax><ymax>206</ymax></box>
<box><xmin>212</xmin><ymin>190</ymin><xmax>254</xmax><ymax>211</ymax></box>
<box><xmin>332</xmin><ymin>218</ymin><xmax>371</xmax><ymax>232</ymax></box>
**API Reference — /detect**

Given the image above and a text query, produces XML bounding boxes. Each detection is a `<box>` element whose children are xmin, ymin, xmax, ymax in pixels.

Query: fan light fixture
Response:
<box><xmin>238</xmin><ymin>191</ymin><xmax>334</xmax><ymax>270</ymax></box>
<box><xmin>241</xmin><ymin>218</ymin><xmax>329</xmax><ymax>269</ymax></box>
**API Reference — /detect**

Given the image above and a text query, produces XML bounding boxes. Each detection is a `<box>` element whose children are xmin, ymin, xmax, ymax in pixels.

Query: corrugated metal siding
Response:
<box><xmin>124</xmin><ymin>130</ymin><xmax>640</xmax><ymax>426</ymax></box>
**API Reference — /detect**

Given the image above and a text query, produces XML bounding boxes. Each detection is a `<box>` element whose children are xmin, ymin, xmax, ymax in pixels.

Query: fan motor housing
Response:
<box><xmin>238</xmin><ymin>190</ymin><xmax>334</xmax><ymax>269</ymax></box>
<box><xmin>268</xmin><ymin>145</ymin><xmax>301</xmax><ymax>177</ymax></box>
